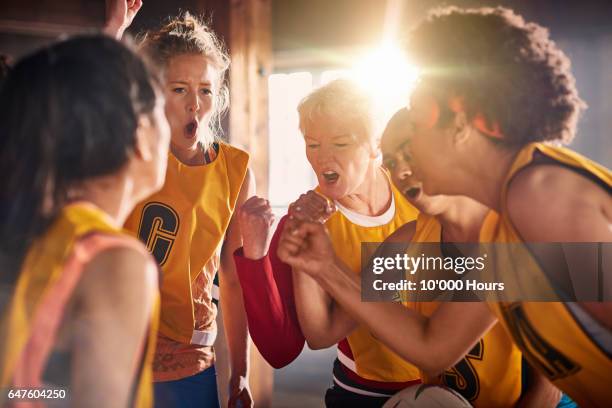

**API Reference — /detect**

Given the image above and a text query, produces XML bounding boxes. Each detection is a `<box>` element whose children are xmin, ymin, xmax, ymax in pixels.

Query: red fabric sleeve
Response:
<box><xmin>233</xmin><ymin>215</ymin><xmax>305</xmax><ymax>368</ymax></box>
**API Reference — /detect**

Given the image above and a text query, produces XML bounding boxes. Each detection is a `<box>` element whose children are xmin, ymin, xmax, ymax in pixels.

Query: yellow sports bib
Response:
<box><xmin>480</xmin><ymin>143</ymin><xmax>612</xmax><ymax>407</ymax></box>
<box><xmin>124</xmin><ymin>143</ymin><xmax>249</xmax><ymax>345</ymax></box>
<box><xmin>0</xmin><ymin>203</ymin><xmax>159</xmax><ymax>408</ymax></box>
<box><xmin>324</xmin><ymin>179</ymin><xmax>421</xmax><ymax>382</ymax></box>
<box><xmin>408</xmin><ymin>214</ymin><xmax>522</xmax><ymax>408</ymax></box>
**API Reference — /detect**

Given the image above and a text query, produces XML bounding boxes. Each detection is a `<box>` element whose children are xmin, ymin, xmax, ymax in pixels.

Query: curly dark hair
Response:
<box><xmin>405</xmin><ymin>7</ymin><xmax>586</xmax><ymax>145</ymax></box>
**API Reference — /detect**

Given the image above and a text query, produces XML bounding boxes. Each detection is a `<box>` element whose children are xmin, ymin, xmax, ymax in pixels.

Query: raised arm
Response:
<box><xmin>234</xmin><ymin>211</ymin><xmax>305</xmax><ymax>368</ymax></box>
<box><xmin>289</xmin><ymin>223</ymin><xmax>357</xmax><ymax>349</ymax></box>
<box><xmin>103</xmin><ymin>0</ymin><xmax>143</xmax><ymax>39</ymax></box>
<box><xmin>233</xmin><ymin>190</ymin><xmax>338</xmax><ymax>366</ymax></box>
<box><xmin>278</xmin><ymin>221</ymin><xmax>497</xmax><ymax>377</ymax></box>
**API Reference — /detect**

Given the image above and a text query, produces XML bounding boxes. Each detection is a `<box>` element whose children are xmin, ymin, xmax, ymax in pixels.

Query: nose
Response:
<box><xmin>186</xmin><ymin>91</ymin><xmax>200</xmax><ymax>113</ymax></box>
<box><xmin>395</xmin><ymin>161</ymin><xmax>413</xmax><ymax>181</ymax></box>
<box><xmin>316</xmin><ymin>146</ymin><xmax>333</xmax><ymax>164</ymax></box>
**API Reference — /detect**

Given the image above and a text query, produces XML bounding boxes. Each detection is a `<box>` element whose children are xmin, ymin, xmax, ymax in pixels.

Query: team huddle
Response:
<box><xmin>0</xmin><ymin>1</ymin><xmax>610</xmax><ymax>408</ymax></box>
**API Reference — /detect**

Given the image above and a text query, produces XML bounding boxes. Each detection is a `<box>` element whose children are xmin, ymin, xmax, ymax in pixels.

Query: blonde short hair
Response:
<box><xmin>140</xmin><ymin>12</ymin><xmax>230</xmax><ymax>146</ymax></box>
<box><xmin>297</xmin><ymin>79</ymin><xmax>378</xmax><ymax>146</ymax></box>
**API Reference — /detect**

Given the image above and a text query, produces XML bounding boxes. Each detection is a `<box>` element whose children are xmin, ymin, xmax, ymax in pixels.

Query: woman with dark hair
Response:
<box><xmin>278</xmin><ymin>7</ymin><xmax>611</xmax><ymax>407</ymax></box>
<box><xmin>0</xmin><ymin>35</ymin><xmax>170</xmax><ymax>407</ymax></box>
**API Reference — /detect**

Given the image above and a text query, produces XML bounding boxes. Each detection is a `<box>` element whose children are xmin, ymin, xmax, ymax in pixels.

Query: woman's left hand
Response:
<box><xmin>228</xmin><ymin>375</ymin><xmax>253</xmax><ymax>408</ymax></box>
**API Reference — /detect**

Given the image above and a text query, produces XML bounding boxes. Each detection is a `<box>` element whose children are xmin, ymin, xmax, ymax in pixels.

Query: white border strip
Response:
<box><xmin>332</xmin><ymin>375</ymin><xmax>392</xmax><ymax>398</ymax></box>
<box><xmin>337</xmin><ymin>348</ymin><xmax>357</xmax><ymax>373</ymax></box>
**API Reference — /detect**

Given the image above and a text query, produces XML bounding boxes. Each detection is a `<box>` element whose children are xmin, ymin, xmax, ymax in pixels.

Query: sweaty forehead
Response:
<box><xmin>303</xmin><ymin>113</ymin><xmax>364</xmax><ymax>139</ymax></box>
<box><xmin>165</xmin><ymin>54</ymin><xmax>217</xmax><ymax>83</ymax></box>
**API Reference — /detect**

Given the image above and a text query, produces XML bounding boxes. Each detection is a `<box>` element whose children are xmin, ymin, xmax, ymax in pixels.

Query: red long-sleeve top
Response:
<box><xmin>233</xmin><ymin>215</ymin><xmax>420</xmax><ymax>396</ymax></box>
<box><xmin>233</xmin><ymin>215</ymin><xmax>305</xmax><ymax>368</ymax></box>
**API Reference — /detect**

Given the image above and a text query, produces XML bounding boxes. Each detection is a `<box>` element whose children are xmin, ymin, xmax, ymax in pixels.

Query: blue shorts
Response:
<box><xmin>154</xmin><ymin>365</ymin><xmax>220</xmax><ymax>408</ymax></box>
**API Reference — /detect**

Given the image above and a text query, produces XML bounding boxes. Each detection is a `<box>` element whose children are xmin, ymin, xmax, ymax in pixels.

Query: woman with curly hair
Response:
<box><xmin>278</xmin><ymin>7</ymin><xmax>611</xmax><ymax>407</ymax></box>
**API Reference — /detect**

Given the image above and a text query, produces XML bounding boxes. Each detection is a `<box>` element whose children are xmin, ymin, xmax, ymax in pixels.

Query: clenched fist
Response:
<box><xmin>238</xmin><ymin>196</ymin><xmax>275</xmax><ymax>260</ymax></box>
<box><xmin>288</xmin><ymin>190</ymin><xmax>336</xmax><ymax>223</ymax></box>
<box><xmin>277</xmin><ymin>219</ymin><xmax>336</xmax><ymax>279</ymax></box>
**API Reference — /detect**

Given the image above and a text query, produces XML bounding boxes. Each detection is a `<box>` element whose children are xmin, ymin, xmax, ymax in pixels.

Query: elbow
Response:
<box><xmin>420</xmin><ymin>365</ymin><xmax>447</xmax><ymax>380</ymax></box>
<box><xmin>261</xmin><ymin>343</ymin><xmax>304</xmax><ymax>369</ymax></box>
<box><xmin>251</xmin><ymin>333</ymin><xmax>305</xmax><ymax>369</ymax></box>
<box><xmin>416</xmin><ymin>355</ymin><xmax>455</xmax><ymax>378</ymax></box>
<box><xmin>305</xmin><ymin>339</ymin><xmax>328</xmax><ymax>350</ymax></box>
<box><xmin>391</xmin><ymin>341</ymin><xmax>454</xmax><ymax>377</ymax></box>
<box><xmin>304</xmin><ymin>334</ymin><xmax>337</xmax><ymax>350</ymax></box>
<box><xmin>267</xmin><ymin>351</ymin><xmax>301</xmax><ymax>369</ymax></box>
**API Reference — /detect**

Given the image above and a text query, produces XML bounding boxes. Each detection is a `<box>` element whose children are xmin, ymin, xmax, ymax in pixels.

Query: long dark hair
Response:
<box><xmin>0</xmin><ymin>35</ymin><xmax>160</xmax><ymax>287</ymax></box>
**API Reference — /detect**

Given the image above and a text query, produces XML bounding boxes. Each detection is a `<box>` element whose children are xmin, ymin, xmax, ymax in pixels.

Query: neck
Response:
<box><xmin>437</xmin><ymin>196</ymin><xmax>489</xmax><ymax>242</ymax></box>
<box><xmin>337</xmin><ymin>165</ymin><xmax>391</xmax><ymax>216</ymax></box>
<box><xmin>171</xmin><ymin>141</ymin><xmax>204</xmax><ymax>166</ymax></box>
<box><xmin>454</xmin><ymin>142</ymin><xmax>520</xmax><ymax>211</ymax></box>
<box><xmin>69</xmin><ymin>175</ymin><xmax>138</xmax><ymax>228</ymax></box>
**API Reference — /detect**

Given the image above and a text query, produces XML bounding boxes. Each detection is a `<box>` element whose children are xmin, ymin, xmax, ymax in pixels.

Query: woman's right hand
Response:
<box><xmin>104</xmin><ymin>0</ymin><xmax>143</xmax><ymax>39</ymax></box>
<box><xmin>288</xmin><ymin>190</ymin><xmax>336</xmax><ymax>223</ymax></box>
<box><xmin>277</xmin><ymin>219</ymin><xmax>336</xmax><ymax>280</ymax></box>
<box><xmin>238</xmin><ymin>196</ymin><xmax>275</xmax><ymax>260</ymax></box>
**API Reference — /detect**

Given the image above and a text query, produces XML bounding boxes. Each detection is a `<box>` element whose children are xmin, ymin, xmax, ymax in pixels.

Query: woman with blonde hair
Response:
<box><xmin>235</xmin><ymin>79</ymin><xmax>420</xmax><ymax>407</ymax></box>
<box><xmin>106</xmin><ymin>4</ymin><xmax>253</xmax><ymax>407</ymax></box>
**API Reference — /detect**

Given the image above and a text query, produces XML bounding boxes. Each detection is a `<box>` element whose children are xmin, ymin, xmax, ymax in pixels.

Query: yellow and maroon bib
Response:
<box><xmin>0</xmin><ymin>203</ymin><xmax>159</xmax><ymax>408</ymax></box>
<box><xmin>408</xmin><ymin>214</ymin><xmax>522</xmax><ymax>408</ymax></box>
<box><xmin>323</xmin><ymin>179</ymin><xmax>420</xmax><ymax>383</ymax></box>
<box><xmin>480</xmin><ymin>143</ymin><xmax>612</xmax><ymax>407</ymax></box>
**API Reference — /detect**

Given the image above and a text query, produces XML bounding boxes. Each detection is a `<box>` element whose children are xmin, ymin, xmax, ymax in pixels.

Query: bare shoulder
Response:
<box><xmin>507</xmin><ymin>164</ymin><xmax>611</xmax><ymax>241</ymax></box>
<box><xmin>386</xmin><ymin>221</ymin><xmax>417</xmax><ymax>244</ymax></box>
<box><xmin>76</xmin><ymin>245</ymin><xmax>158</xmax><ymax>309</ymax></box>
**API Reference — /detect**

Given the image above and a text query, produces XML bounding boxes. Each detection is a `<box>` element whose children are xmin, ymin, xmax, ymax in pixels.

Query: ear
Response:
<box><xmin>451</xmin><ymin>110</ymin><xmax>472</xmax><ymax>146</ymax></box>
<box><xmin>134</xmin><ymin>115</ymin><xmax>153</xmax><ymax>161</ymax></box>
<box><xmin>369</xmin><ymin>137</ymin><xmax>381</xmax><ymax>159</ymax></box>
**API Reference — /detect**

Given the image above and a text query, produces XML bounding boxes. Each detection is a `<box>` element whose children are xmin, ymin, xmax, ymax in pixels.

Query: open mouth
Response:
<box><xmin>322</xmin><ymin>170</ymin><xmax>339</xmax><ymax>183</ymax></box>
<box><xmin>404</xmin><ymin>186</ymin><xmax>421</xmax><ymax>199</ymax></box>
<box><xmin>184</xmin><ymin>121</ymin><xmax>198</xmax><ymax>139</ymax></box>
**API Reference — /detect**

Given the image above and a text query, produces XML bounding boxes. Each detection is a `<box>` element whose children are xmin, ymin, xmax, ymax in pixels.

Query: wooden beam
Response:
<box><xmin>229</xmin><ymin>0</ymin><xmax>272</xmax><ymax>198</ymax></box>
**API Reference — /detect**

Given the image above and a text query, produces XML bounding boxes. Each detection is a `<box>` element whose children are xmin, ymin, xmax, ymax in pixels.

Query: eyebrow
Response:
<box><xmin>304</xmin><ymin>134</ymin><xmax>354</xmax><ymax>140</ymax></box>
<box><xmin>168</xmin><ymin>80</ymin><xmax>212</xmax><ymax>86</ymax></box>
<box><xmin>331</xmin><ymin>134</ymin><xmax>355</xmax><ymax>140</ymax></box>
